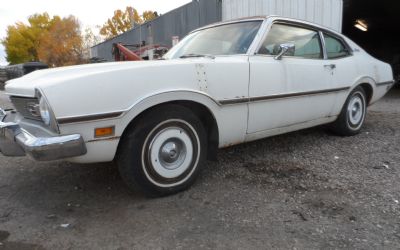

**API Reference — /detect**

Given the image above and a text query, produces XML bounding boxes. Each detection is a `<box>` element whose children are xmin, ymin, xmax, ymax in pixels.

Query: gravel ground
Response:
<box><xmin>0</xmin><ymin>88</ymin><xmax>399</xmax><ymax>249</ymax></box>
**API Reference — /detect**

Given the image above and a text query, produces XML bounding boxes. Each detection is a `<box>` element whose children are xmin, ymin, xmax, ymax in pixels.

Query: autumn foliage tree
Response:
<box><xmin>2</xmin><ymin>13</ymin><xmax>51</xmax><ymax>64</ymax></box>
<box><xmin>142</xmin><ymin>11</ymin><xmax>158</xmax><ymax>23</ymax></box>
<box><xmin>2</xmin><ymin>13</ymin><xmax>84</xmax><ymax>66</ymax></box>
<box><xmin>37</xmin><ymin>16</ymin><xmax>84</xmax><ymax>66</ymax></box>
<box><xmin>100</xmin><ymin>7</ymin><xmax>158</xmax><ymax>39</ymax></box>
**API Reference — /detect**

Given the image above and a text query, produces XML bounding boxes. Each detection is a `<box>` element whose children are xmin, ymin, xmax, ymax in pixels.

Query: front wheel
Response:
<box><xmin>117</xmin><ymin>105</ymin><xmax>207</xmax><ymax>197</ymax></box>
<box><xmin>331</xmin><ymin>86</ymin><xmax>367</xmax><ymax>136</ymax></box>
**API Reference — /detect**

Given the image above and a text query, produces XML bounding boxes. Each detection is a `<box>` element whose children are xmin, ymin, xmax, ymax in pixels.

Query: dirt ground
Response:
<box><xmin>0</xmin><ymin>88</ymin><xmax>399</xmax><ymax>250</ymax></box>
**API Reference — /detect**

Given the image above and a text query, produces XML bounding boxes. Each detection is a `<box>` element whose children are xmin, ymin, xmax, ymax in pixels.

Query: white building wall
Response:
<box><xmin>222</xmin><ymin>0</ymin><xmax>343</xmax><ymax>32</ymax></box>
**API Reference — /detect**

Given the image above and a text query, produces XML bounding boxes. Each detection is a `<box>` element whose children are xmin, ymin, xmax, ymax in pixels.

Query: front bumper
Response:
<box><xmin>0</xmin><ymin>108</ymin><xmax>87</xmax><ymax>161</ymax></box>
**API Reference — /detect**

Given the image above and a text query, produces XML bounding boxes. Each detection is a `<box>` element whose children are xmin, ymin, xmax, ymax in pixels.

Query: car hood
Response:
<box><xmin>2</xmin><ymin>56</ymin><xmax>251</xmax><ymax>120</ymax></box>
<box><xmin>5</xmin><ymin>60</ymin><xmax>179</xmax><ymax>97</ymax></box>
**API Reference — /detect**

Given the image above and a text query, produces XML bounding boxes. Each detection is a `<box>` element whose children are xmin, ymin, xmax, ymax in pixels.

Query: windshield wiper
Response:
<box><xmin>179</xmin><ymin>53</ymin><xmax>215</xmax><ymax>59</ymax></box>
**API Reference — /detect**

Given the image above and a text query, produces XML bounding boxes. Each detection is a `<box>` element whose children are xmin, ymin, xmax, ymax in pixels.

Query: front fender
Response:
<box><xmin>119</xmin><ymin>89</ymin><xmax>223</xmax><ymax>135</ymax></box>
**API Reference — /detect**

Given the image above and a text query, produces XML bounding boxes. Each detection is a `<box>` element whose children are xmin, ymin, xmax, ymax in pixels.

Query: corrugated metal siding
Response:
<box><xmin>92</xmin><ymin>0</ymin><xmax>222</xmax><ymax>61</ymax></box>
<box><xmin>222</xmin><ymin>0</ymin><xmax>343</xmax><ymax>32</ymax></box>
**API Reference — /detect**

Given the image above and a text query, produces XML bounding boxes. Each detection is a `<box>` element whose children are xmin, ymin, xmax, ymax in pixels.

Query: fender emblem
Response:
<box><xmin>26</xmin><ymin>103</ymin><xmax>41</xmax><ymax>117</ymax></box>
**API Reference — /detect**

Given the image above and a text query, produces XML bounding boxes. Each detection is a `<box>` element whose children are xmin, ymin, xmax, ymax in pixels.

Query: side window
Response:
<box><xmin>258</xmin><ymin>23</ymin><xmax>322</xmax><ymax>59</ymax></box>
<box><xmin>323</xmin><ymin>33</ymin><xmax>350</xmax><ymax>59</ymax></box>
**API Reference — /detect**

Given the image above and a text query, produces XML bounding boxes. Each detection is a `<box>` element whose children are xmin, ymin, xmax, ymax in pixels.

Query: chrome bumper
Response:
<box><xmin>0</xmin><ymin>108</ymin><xmax>87</xmax><ymax>161</ymax></box>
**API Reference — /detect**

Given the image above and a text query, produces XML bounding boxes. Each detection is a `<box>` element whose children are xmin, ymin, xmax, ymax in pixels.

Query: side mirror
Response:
<box><xmin>274</xmin><ymin>43</ymin><xmax>295</xmax><ymax>60</ymax></box>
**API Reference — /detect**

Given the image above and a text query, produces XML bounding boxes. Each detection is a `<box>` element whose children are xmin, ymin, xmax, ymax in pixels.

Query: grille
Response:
<box><xmin>10</xmin><ymin>96</ymin><xmax>42</xmax><ymax>121</ymax></box>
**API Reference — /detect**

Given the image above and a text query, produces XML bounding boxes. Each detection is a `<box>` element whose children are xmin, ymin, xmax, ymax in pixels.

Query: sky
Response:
<box><xmin>0</xmin><ymin>0</ymin><xmax>192</xmax><ymax>65</ymax></box>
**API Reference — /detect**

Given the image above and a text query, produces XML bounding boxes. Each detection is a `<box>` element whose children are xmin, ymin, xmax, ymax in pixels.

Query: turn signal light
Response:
<box><xmin>95</xmin><ymin>126</ymin><xmax>114</xmax><ymax>137</ymax></box>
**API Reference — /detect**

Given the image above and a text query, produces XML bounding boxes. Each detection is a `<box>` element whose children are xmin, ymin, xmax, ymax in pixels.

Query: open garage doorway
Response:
<box><xmin>342</xmin><ymin>0</ymin><xmax>400</xmax><ymax>83</ymax></box>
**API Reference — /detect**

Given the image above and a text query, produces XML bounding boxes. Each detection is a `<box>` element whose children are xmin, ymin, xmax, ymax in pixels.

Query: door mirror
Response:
<box><xmin>274</xmin><ymin>43</ymin><xmax>295</xmax><ymax>60</ymax></box>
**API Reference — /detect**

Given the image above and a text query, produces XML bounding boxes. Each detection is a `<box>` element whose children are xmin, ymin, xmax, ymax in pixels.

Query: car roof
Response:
<box><xmin>190</xmin><ymin>15</ymin><xmax>342</xmax><ymax>37</ymax></box>
<box><xmin>190</xmin><ymin>16</ymin><xmax>268</xmax><ymax>33</ymax></box>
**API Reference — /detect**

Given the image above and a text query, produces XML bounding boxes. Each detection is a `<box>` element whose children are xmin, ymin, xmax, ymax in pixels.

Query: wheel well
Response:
<box><xmin>117</xmin><ymin>101</ymin><xmax>219</xmax><ymax>161</ymax></box>
<box><xmin>359</xmin><ymin>83</ymin><xmax>373</xmax><ymax>104</ymax></box>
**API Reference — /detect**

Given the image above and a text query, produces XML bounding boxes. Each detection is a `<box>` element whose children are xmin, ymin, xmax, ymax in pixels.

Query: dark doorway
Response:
<box><xmin>342</xmin><ymin>0</ymin><xmax>400</xmax><ymax>82</ymax></box>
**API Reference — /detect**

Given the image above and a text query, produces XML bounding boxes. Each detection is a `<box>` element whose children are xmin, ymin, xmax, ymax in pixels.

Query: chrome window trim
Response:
<box><xmin>321</xmin><ymin>32</ymin><xmax>353</xmax><ymax>60</ymax></box>
<box><xmin>254</xmin><ymin>17</ymin><xmax>354</xmax><ymax>60</ymax></box>
<box><xmin>274</xmin><ymin>19</ymin><xmax>354</xmax><ymax>56</ymax></box>
<box><xmin>251</xmin><ymin>54</ymin><xmax>327</xmax><ymax>61</ymax></box>
<box><xmin>189</xmin><ymin>18</ymin><xmax>266</xmax><ymax>35</ymax></box>
<box><xmin>252</xmin><ymin>18</ymin><xmax>274</xmax><ymax>55</ymax></box>
<box><xmin>177</xmin><ymin>54</ymin><xmax>249</xmax><ymax>59</ymax></box>
<box><xmin>319</xmin><ymin>31</ymin><xmax>328</xmax><ymax>60</ymax></box>
<box><xmin>248</xmin><ymin>19</ymin><xmax>271</xmax><ymax>56</ymax></box>
<box><xmin>254</xmin><ymin>20</ymin><xmax>324</xmax><ymax>60</ymax></box>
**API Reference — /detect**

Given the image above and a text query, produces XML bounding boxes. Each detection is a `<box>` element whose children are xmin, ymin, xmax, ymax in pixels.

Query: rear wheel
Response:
<box><xmin>331</xmin><ymin>86</ymin><xmax>367</xmax><ymax>136</ymax></box>
<box><xmin>117</xmin><ymin>105</ymin><xmax>207</xmax><ymax>197</ymax></box>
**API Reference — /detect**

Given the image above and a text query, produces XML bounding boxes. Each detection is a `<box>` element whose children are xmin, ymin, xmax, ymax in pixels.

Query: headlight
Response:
<box><xmin>39</xmin><ymin>97</ymin><xmax>51</xmax><ymax>125</ymax></box>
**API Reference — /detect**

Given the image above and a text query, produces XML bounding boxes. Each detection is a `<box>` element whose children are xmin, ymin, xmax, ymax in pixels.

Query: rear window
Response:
<box><xmin>323</xmin><ymin>33</ymin><xmax>351</xmax><ymax>59</ymax></box>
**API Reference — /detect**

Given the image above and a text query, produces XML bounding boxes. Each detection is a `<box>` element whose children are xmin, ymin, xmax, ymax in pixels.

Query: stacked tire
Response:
<box><xmin>0</xmin><ymin>68</ymin><xmax>8</xmax><ymax>91</ymax></box>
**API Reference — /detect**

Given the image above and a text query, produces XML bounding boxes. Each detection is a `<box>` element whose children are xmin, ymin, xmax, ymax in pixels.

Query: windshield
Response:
<box><xmin>164</xmin><ymin>21</ymin><xmax>262</xmax><ymax>59</ymax></box>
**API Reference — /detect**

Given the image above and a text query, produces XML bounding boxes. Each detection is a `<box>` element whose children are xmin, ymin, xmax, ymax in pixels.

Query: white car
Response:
<box><xmin>0</xmin><ymin>16</ymin><xmax>394</xmax><ymax>196</ymax></box>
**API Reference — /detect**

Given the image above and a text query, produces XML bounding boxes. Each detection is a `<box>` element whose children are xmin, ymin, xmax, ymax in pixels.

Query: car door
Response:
<box><xmin>247</xmin><ymin>23</ymin><xmax>337</xmax><ymax>134</ymax></box>
<box><xmin>321</xmin><ymin>32</ymin><xmax>357</xmax><ymax>115</ymax></box>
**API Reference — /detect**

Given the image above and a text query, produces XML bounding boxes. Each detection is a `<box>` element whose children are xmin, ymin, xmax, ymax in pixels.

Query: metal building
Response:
<box><xmin>222</xmin><ymin>0</ymin><xmax>343</xmax><ymax>32</ymax></box>
<box><xmin>91</xmin><ymin>0</ymin><xmax>222</xmax><ymax>61</ymax></box>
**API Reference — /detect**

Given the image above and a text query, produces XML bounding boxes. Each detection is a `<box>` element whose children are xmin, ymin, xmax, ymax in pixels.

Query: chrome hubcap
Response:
<box><xmin>148</xmin><ymin>126</ymin><xmax>194</xmax><ymax>179</ymax></box>
<box><xmin>159</xmin><ymin>139</ymin><xmax>186</xmax><ymax>170</ymax></box>
<box><xmin>347</xmin><ymin>94</ymin><xmax>364</xmax><ymax>127</ymax></box>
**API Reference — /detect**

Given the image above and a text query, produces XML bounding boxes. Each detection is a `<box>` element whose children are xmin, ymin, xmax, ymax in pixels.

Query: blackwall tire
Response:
<box><xmin>331</xmin><ymin>86</ymin><xmax>367</xmax><ymax>136</ymax></box>
<box><xmin>117</xmin><ymin>104</ymin><xmax>207</xmax><ymax>197</ymax></box>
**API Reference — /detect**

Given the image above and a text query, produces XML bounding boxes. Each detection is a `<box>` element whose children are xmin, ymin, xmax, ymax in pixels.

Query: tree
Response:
<box><xmin>142</xmin><ymin>11</ymin><xmax>159</xmax><ymax>23</ymax></box>
<box><xmin>37</xmin><ymin>16</ymin><xmax>84</xmax><ymax>66</ymax></box>
<box><xmin>2</xmin><ymin>23</ymin><xmax>36</xmax><ymax>64</ymax></box>
<box><xmin>2</xmin><ymin>13</ymin><xmax>52</xmax><ymax>64</ymax></box>
<box><xmin>2</xmin><ymin>13</ymin><xmax>84</xmax><ymax>66</ymax></box>
<box><xmin>82</xmin><ymin>27</ymin><xmax>102</xmax><ymax>59</ymax></box>
<box><xmin>99</xmin><ymin>7</ymin><xmax>158</xmax><ymax>39</ymax></box>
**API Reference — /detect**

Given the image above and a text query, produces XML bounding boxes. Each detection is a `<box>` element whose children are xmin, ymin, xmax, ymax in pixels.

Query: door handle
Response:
<box><xmin>324</xmin><ymin>64</ymin><xmax>336</xmax><ymax>70</ymax></box>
